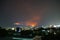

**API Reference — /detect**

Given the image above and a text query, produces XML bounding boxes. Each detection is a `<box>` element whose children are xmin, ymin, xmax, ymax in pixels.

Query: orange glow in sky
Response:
<box><xmin>26</xmin><ymin>22</ymin><xmax>37</xmax><ymax>27</ymax></box>
<box><xmin>25</xmin><ymin>16</ymin><xmax>41</xmax><ymax>27</ymax></box>
<box><xmin>14</xmin><ymin>22</ymin><xmax>20</xmax><ymax>25</ymax></box>
<box><xmin>31</xmin><ymin>25</ymin><xmax>35</xmax><ymax>27</ymax></box>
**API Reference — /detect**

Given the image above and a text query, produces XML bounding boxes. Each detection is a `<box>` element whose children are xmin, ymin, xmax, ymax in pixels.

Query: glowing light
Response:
<box><xmin>54</xmin><ymin>25</ymin><xmax>56</xmax><ymax>27</ymax></box>
<box><xmin>12</xmin><ymin>28</ymin><xmax>15</xmax><ymax>30</ymax></box>
<box><xmin>54</xmin><ymin>25</ymin><xmax>60</xmax><ymax>27</ymax></box>
<box><xmin>14</xmin><ymin>22</ymin><xmax>20</xmax><ymax>25</ymax></box>
<box><xmin>26</xmin><ymin>22</ymin><xmax>37</xmax><ymax>27</ymax></box>
<box><xmin>25</xmin><ymin>16</ymin><xmax>41</xmax><ymax>27</ymax></box>
<box><xmin>50</xmin><ymin>25</ymin><xmax>52</xmax><ymax>27</ymax></box>
<box><xmin>54</xmin><ymin>32</ymin><xmax>56</xmax><ymax>35</ymax></box>
<box><xmin>31</xmin><ymin>25</ymin><xmax>35</xmax><ymax>27</ymax></box>
<box><xmin>47</xmin><ymin>30</ymin><xmax>50</xmax><ymax>32</ymax></box>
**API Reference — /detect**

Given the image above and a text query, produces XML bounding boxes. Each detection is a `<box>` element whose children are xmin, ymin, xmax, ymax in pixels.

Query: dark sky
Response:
<box><xmin>0</xmin><ymin>0</ymin><xmax>60</xmax><ymax>27</ymax></box>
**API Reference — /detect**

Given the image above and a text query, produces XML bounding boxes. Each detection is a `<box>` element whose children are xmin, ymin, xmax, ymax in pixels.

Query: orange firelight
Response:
<box><xmin>31</xmin><ymin>24</ymin><xmax>35</xmax><ymax>27</ymax></box>
<box><xmin>14</xmin><ymin>22</ymin><xmax>20</xmax><ymax>25</ymax></box>
<box><xmin>26</xmin><ymin>22</ymin><xmax>37</xmax><ymax>27</ymax></box>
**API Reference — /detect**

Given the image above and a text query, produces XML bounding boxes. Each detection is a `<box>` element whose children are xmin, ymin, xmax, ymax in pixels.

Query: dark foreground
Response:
<box><xmin>0</xmin><ymin>37</ymin><xmax>32</xmax><ymax>40</ymax></box>
<box><xmin>0</xmin><ymin>27</ymin><xmax>60</xmax><ymax>40</ymax></box>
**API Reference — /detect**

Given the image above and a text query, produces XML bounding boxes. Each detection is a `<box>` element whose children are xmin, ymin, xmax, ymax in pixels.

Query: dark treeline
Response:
<box><xmin>0</xmin><ymin>26</ymin><xmax>60</xmax><ymax>40</ymax></box>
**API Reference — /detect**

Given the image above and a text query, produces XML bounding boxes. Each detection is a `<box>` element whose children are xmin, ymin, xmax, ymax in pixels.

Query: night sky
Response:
<box><xmin>0</xmin><ymin>0</ymin><xmax>60</xmax><ymax>27</ymax></box>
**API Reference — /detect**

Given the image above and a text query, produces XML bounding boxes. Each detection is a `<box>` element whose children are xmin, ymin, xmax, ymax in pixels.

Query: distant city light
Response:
<box><xmin>54</xmin><ymin>32</ymin><xmax>56</xmax><ymax>35</ymax></box>
<box><xmin>12</xmin><ymin>28</ymin><xmax>15</xmax><ymax>30</ymax></box>
<box><xmin>54</xmin><ymin>25</ymin><xmax>56</xmax><ymax>27</ymax></box>
<box><xmin>47</xmin><ymin>30</ymin><xmax>50</xmax><ymax>32</ymax></box>
<box><xmin>14</xmin><ymin>22</ymin><xmax>20</xmax><ymax>25</ymax></box>
<box><xmin>31</xmin><ymin>25</ymin><xmax>35</xmax><ymax>27</ymax></box>
<box><xmin>54</xmin><ymin>25</ymin><xmax>60</xmax><ymax>27</ymax></box>
<box><xmin>50</xmin><ymin>25</ymin><xmax>53</xmax><ymax>27</ymax></box>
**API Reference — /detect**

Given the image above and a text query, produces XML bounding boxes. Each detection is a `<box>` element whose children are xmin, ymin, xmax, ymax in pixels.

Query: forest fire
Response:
<box><xmin>25</xmin><ymin>16</ymin><xmax>41</xmax><ymax>27</ymax></box>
